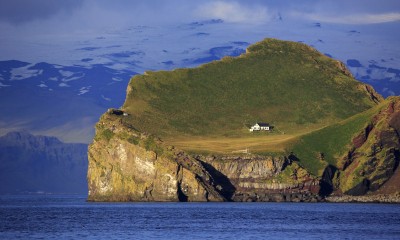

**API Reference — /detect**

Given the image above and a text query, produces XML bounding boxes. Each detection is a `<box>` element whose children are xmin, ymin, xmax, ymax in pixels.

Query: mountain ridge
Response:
<box><xmin>0</xmin><ymin>131</ymin><xmax>88</xmax><ymax>194</ymax></box>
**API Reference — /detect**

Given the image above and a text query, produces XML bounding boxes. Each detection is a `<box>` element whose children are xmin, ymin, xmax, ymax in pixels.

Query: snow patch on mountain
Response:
<box><xmin>101</xmin><ymin>95</ymin><xmax>111</xmax><ymax>101</ymax></box>
<box><xmin>62</xmin><ymin>74</ymin><xmax>85</xmax><ymax>82</ymax></box>
<box><xmin>59</xmin><ymin>70</ymin><xmax>74</xmax><ymax>78</ymax></box>
<box><xmin>10</xmin><ymin>64</ymin><xmax>43</xmax><ymax>80</ymax></box>
<box><xmin>78</xmin><ymin>86</ymin><xmax>91</xmax><ymax>95</ymax></box>
<box><xmin>59</xmin><ymin>83</ymin><xmax>70</xmax><ymax>87</ymax></box>
<box><xmin>0</xmin><ymin>82</ymin><xmax>10</xmax><ymax>88</ymax></box>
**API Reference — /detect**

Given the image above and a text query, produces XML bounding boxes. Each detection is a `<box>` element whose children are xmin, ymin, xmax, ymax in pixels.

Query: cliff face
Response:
<box><xmin>198</xmin><ymin>155</ymin><xmax>320</xmax><ymax>202</ymax></box>
<box><xmin>338</xmin><ymin>97</ymin><xmax>400</xmax><ymax>195</ymax></box>
<box><xmin>88</xmin><ymin>110</ymin><xmax>225</xmax><ymax>202</ymax></box>
<box><xmin>87</xmin><ymin>110</ymin><xmax>320</xmax><ymax>202</ymax></box>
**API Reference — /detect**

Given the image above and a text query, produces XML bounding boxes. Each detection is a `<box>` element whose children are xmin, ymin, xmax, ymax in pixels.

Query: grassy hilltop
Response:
<box><xmin>122</xmin><ymin>38</ymin><xmax>381</xmax><ymax>154</ymax></box>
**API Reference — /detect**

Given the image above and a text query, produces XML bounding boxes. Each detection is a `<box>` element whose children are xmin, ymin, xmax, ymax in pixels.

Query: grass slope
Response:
<box><xmin>123</xmin><ymin>38</ymin><xmax>379</xmax><ymax>153</ymax></box>
<box><xmin>289</xmin><ymin>100</ymin><xmax>388</xmax><ymax>176</ymax></box>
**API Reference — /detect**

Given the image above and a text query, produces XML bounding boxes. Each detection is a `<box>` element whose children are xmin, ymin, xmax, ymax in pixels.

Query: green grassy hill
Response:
<box><xmin>289</xmin><ymin>96</ymin><xmax>400</xmax><ymax>194</ymax></box>
<box><xmin>289</xmin><ymin>101</ymin><xmax>386</xmax><ymax>176</ymax></box>
<box><xmin>122</xmin><ymin>38</ymin><xmax>381</xmax><ymax>151</ymax></box>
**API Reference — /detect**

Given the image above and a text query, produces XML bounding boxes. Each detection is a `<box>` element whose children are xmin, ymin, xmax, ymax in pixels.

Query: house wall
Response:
<box><xmin>249</xmin><ymin>124</ymin><xmax>270</xmax><ymax>131</ymax></box>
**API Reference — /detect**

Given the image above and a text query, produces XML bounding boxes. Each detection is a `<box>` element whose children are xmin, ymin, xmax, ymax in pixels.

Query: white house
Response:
<box><xmin>249</xmin><ymin>122</ymin><xmax>270</xmax><ymax>132</ymax></box>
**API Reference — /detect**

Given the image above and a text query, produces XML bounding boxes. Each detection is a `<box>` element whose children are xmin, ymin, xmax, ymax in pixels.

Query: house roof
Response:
<box><xmin>257</xmin><ymin>122</ymin><xmax>270</xmax><ymax>127</ymax></box>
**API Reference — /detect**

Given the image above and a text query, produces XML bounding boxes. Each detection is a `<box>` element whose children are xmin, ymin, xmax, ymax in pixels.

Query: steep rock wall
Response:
<box><xmin>87</xmin><ymin>110</ymin><xmax>225</xmax><ymax>202</ymax></box>
<box><xmin>339</xmin><ymin>97</ymin><xmax>400</xmax><ymax>195</ymax></box>
<box><xmin>199</xmin><ymin>155</ymin><xmax>321</xmax><ymax>202</ymax></box>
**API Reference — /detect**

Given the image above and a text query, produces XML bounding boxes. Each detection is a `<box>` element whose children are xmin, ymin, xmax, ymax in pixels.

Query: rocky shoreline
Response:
<box><xmin>231</xmin><ymin>192</ymin><xmax>322</xmax><ymax>202</ymax></box>
<box><xmin>326</xmin><ymin>192</ymin><xmax>400</xmax><ymax>203</ymax></box>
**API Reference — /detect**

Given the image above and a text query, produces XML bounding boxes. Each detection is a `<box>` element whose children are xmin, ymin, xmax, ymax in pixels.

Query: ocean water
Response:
<box><xmin>1</xmin><ymin>195</ymin><xmax>400</xmax><ymax>240</ymax></box>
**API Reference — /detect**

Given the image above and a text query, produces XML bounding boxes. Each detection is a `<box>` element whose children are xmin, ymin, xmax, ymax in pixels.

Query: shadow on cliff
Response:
<box><xmin>177</xmin><ymin>179</ymin><xmax>189</xmax><ymax>202</ymax></box>
<box><xmin>198</xmin><ymin>160</ymin><xmax>236</xmax><ymax>200</ymax></box>
<box><xmin>346</xmin><ymin>149</ymin><xmax>400</xmax><ymax>196</ymax></box>
<box><xmin>319</xmin><ymin>165</ymin><xmax>337</xmax><ymax>197</ymax></box>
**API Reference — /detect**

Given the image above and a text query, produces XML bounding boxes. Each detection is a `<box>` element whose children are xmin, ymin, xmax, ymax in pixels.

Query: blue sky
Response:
<box><xmin>0</xmin><ymin>0</ymin><xmax>399</xmax><ymax>65</ymax></box>
<box><xmin>0</xmin><ymin>1</ymin><xmax>399</xmax><ymax>142</ymax></box>
<box><xmin>1</xmin><ymin>0</ymin><xmax>399</xmax><ymax>32</ymax></box>
<box><xmin>1</xmin><ymin>1</ymin><xmax>399</xmax><ymax>24</ymax></box>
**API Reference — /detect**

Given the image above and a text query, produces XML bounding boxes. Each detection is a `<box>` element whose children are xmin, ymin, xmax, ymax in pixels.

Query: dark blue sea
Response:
<box><xmin>1</xmin><ymin>195</ymin><xmax>400</xmax><ymax>239</ymax></box>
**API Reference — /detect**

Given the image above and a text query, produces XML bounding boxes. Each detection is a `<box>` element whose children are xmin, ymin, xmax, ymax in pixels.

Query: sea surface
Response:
<box><xmin>1</xmin><ymin>195</ymin><xmax>400</xmax><ymax>239</ymax></box>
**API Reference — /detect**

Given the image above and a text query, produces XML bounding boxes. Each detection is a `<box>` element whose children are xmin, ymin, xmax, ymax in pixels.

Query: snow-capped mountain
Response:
<box><xmin>0</xmin><ymin>60</ymin><xmax>136</xmax><ymax>143</ymax></box>
<box><xmin>0</xmin><ymin>131</ymin><xmax>87</xmax><ymax>194</ymax></box>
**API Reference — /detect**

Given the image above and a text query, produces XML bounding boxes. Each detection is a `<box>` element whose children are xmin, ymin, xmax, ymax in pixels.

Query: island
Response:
<box><xmin>87</xmin><ymin>38</ymin><xmax>399</xmax><ymax>202</ymax></box>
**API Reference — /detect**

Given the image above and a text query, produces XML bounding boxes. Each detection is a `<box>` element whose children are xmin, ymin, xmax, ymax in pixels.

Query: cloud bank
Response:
<box><xmin>0</xmin><ymin>0</ymin><xmax>399</xmax><ymax>30</ymax></box>
<box><xmin>196</xmin><ymin>1</ymin><xmax>270</xmax><ymax>24</ymax></box>
<box><xmin>0</xmin><ymin>0</ymin><xmax>398</xmax><ymax>41</ymax></box>
<box><xmin>310</xmin><ymin>12</ymin><xmax>400</xmax><ymax>24</ymax></box>
<box><xmin>0</xmin><ymin>0</ymin><xmax>83</xmax><ymax>24</ymax></box>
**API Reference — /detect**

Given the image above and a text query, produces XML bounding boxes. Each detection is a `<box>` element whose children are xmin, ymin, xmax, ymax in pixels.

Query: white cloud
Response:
<box><xmin>300</xmin><ymin>12</ymin><xmax>400</xmax><ymax>24</ymax></box>
<box><xmin>196</xmin><ymin>1</ymin><xmax>270</xmax><ymax>24</ymax></box>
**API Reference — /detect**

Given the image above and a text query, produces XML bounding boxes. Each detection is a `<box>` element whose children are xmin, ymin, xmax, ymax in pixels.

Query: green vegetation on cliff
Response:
<box><xmin>290</xmin><ymin>101</ymin><xmax>386</xmax><ymax>175</ymax></box>
<box><xmin>290</xmin><ymin>96</ymin><xmax>400</xmax><ymax>194</ymax></box>
<box><xmin>123</xmin><ymin>39</ymin><xmax>380</xmax><ymax>148</ymax></box>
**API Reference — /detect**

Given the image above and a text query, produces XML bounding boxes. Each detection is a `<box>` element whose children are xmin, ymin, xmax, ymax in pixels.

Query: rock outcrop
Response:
<box><xmin>88</xmin><ymin>110</ymin><xmax>226</xmax><ymax>202</ymax></box>
<box><xmin>87</xmin><ymin>110</ymin><xmax>320</xmax><ymax>202</ymax></box>
<box><xmin>326</xmin><ymin>192</ymin><xmax>400</xmax><ymax>203</ymax></box>
<box><xmin>338</xmin><ymin>97</ymin><xmax>400</xmax><ymax>195</ymax></box>
<box><xmin>198</xmin><ymin>155</ymin><xmax>320</xmax><ymax>202</ymax></box>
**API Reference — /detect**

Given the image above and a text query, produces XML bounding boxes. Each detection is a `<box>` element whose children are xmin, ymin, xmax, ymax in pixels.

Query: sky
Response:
<box><xmin>1</xmin><ymin>0</ymin><xmax>399</xmax><ymax>34</ymax></box>
<box><xmin>0</xmin><ymin>0</ymin><xmax>399</xmax><ymax>65</ymax></box>
<box><xmin>0</xmin><ymin>0</ymin><xmax>399</xmax><ymax>23</ymax></box>
<box><xmin>0</xmin><ymin>0</ymin><xmax>399</xmax><ymax>143</ymax></box>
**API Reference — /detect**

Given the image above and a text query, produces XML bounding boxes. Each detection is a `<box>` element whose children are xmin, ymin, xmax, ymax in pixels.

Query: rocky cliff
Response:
<box><xmin>88</xmin><ymin>110</ymin><xmax>321</xmax><ymax>202</ymax></box>
<box><xmin>198</xmin><ymin>155</ymin><xmax>320</xmax><ymax>202</ymax></box>
<box><xmin>337</xmin><ymin>97</ymin><xmax>400</xmax><ymax>196</ymax></box>
<box><xmin>88</xmin><ymin>110</ymin><xmax>226</xmax><ymax>202</ymax></box>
